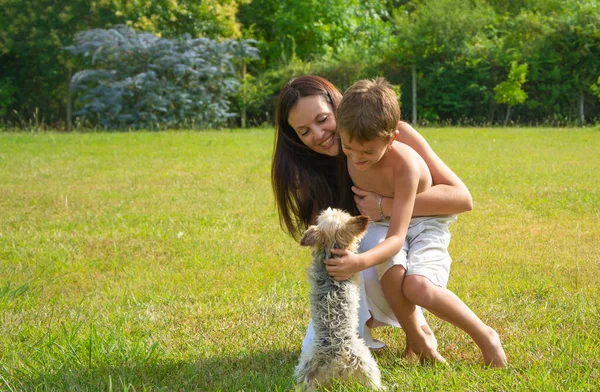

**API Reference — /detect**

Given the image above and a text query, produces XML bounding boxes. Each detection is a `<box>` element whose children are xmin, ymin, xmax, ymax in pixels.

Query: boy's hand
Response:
<box><xmin>352</xmin><ymin>186</ymin><xmax>382</xmax><ymax>221</ymax></box>
<box><xmin>325</xmin><ymin>249</ymin><xmax>364</xmax><ymax>281</ymax></box>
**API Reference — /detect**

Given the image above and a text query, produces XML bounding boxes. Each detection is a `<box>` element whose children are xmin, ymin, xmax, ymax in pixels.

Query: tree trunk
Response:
<box><xmin>504</xmin><ymin>105</ymin><xmax>511</xmax><ymax>126</ymax></box>
<box><xmin>241</xmin><ymin>61</ymin><xmax>246</xmax><ymax>129</ymax></box>
<box><xmin>66</xmin><ymin>68</ymin><xmax>72</xmax><ymax>132</ymax></box>
<box><xmin>578</xmin><ymin>90</ymin><xmax>585</xmax><ymax>125</ymax></box>
<box><xmin>411</xmin><ymin>64</ymin><xmax>417</xmax><ymax>125</ymax></box>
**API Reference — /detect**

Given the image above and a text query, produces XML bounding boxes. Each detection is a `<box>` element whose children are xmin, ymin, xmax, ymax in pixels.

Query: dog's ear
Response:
<box><xmin>346</xmin><ymin>215</ymin><xmax>369</xmax><ymax>237</ymax></box>
<box><xmin>300</xmin><ymin>226</ymin><xmax>320</xmax><ymax>246</ymax></box>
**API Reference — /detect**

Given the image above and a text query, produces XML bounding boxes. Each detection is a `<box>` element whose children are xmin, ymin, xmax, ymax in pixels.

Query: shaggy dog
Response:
<box><xmin>294</xmin><ymin>208</ymin><xmax>382</xmax><ymax>390</ymax></box>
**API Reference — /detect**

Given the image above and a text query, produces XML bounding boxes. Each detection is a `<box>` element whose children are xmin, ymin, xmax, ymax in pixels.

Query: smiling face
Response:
<box><xmin>339</xmin><ymin>129</ymin><xmax>394</xmax><ymax>171</ymax></box>
<box><xmin>287</xmin><ymin>96</ymin><xmax>340</xmax><ymax>157</ymax></box>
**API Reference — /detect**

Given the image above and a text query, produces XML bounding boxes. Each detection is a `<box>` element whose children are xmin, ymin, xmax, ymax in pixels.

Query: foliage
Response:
<box><xmin>111</xmin><ymin>0</ymin><xmax>248</xmax><ymax>39</ymax></box>
<box><xmin>0</xmin><ymin>0</ymin><xmax>247</xmax><ymax>128</ymax></box>
<box><xmin>1</xmin><ymin>0</ymin><xmax>600</xmax><ymax>127</ymax></box>
<box><xmin>238</xmin><ymin>0</ymin><xmax>393</xmax><ymax>64</ymax></box>
<box><xmin>65</xmin><ymin>26</ymin><xmax>259</xmax><ymax>129</ymax></box>
<box><xmin>0</xmin><ymin>78</ymin><xmax>17</xmax><ymax>117</ymax></box>
<box><xmin>493</xmin><ymin>61</ymin><xmax>528</xmax><ymax>124</ymax></box>
<box><xmin>0</xmin><ymin>0</ymin><xmax>120</xmax><ymax>125</ymax></box>
<box><xmin>591</xmin><ymin>76</ymin><xmax>600</xmax><ymax>101</ymax></box>
<box><xmin>494</xmin><ymin>61</ymin><xmax>528</xmax><ymax>106</ymax></box>
<box><xmin>390</xmin><ymin>0</ymin><xmax>497</xmax><ymax>123</ymax></box>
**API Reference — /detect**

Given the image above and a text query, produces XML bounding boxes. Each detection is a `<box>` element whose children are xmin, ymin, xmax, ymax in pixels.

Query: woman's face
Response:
<box><xmin>287</xmin><ymin>95</ymin><xmax>340</xmax><ymax>157</ymax></box>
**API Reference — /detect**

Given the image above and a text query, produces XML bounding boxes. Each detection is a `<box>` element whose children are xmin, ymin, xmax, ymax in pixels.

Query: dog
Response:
<box><xmin>294</xmin><ymin>208</ymin><xmax>383</xmax><ymax>391</ymax></box>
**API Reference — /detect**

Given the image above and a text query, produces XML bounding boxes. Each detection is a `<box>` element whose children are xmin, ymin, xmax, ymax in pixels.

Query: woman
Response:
<box><xmin>272</xmin><ymin>75</ymin><xmax>472</xmax><ymax>360</ymax></box>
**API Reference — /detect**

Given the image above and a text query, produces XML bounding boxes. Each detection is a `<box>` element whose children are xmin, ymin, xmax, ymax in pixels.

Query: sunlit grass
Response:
<box><xmin>0</xmin><ymin>128</ymin><xmax>599</xmax><ymax>390</ymax></box>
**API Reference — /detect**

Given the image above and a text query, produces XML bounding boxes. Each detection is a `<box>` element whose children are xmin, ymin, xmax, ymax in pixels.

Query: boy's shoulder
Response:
<box><xmin>389</xmin><ymin>141</ymin><xmax>421</xmax><ymax>164</ymax></box>
<box><xmin>386</xmin><ymin>142</ymin><xmax>429</xmax><ymax>179</ymax></box>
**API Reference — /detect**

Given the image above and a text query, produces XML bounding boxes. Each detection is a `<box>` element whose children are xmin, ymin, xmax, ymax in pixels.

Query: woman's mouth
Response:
<box><xmin>320</xmin><ymin>135</ymin><xmax>335</xmax><ymax>149</ymax></box>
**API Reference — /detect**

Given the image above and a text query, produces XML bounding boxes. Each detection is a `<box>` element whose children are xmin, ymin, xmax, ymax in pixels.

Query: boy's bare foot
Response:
<box><xmin>403</xmin><ymin>324</ymin><xmax>445</xmax><ymax>364</ymax></box>
<box><xmin>480</xmin><ymin>327</ymin><xmax>507</xmax><ymax>368</ymax></box>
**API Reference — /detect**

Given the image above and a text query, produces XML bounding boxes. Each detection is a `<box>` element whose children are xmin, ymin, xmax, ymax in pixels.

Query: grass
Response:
<box><xmin>0</xmin><ymin>127</ymin><xmax>599</xmax><ymax>391</ymax></box>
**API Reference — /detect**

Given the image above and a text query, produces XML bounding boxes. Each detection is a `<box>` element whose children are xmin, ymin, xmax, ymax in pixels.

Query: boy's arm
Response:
<box><xmin>326</xmin><ymin>151</ymin><xmax>419</xmax><ymax>280</ymax></box>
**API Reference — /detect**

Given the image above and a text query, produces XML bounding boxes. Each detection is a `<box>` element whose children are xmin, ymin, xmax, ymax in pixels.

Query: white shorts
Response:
<box><xmin>362</xmin><ymin>216</ymin><xmax>457</xmax><ymax>288</ymax></box>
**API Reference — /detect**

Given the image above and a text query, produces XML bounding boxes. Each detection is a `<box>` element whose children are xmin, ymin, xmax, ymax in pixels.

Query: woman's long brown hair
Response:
<box><xmin>272</xmin><ymin>75</ymin><xmax>358</xmax><ymax>241</ymax></box>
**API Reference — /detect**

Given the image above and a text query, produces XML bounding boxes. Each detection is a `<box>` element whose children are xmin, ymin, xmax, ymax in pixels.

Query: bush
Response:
<box><xmin>65</xmin><ymin>25</ymin><xmax>258</xmax><ymax>129</ymax></box>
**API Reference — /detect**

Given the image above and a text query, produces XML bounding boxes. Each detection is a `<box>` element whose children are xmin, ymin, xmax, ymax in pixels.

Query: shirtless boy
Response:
<box><xmin>325</xmin><ymin>77</ymin><xmax>507</xmax><ymax>367</ymax></box>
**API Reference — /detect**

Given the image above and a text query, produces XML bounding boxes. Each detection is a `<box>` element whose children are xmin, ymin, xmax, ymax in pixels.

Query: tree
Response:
<box><xmin>238</xmin><ymin>0</ymin><xmax>392</xmax><ymax>66</ymax></box>
<box><xmin>495</xmin><ymin>0</ymin><xmax>600</xmax><ymax>124</ymax></box>
<box><xmin>111</xmin><ymin>0</ymin><xmax>248</xmax><ymax>39</ymax></box>
<box><xmin>591</xmin><ymin>76</ymin><xmax>600</xmax><ymax>102</ymax></box>
<box><xmin>494</xmin><ymin>61</ymin><xmax>528</xmax><ymax>125</ymax></box>
<box><xmin>0</xmin><ymin>0</ymin><xmax>248</xmax><ymax>126</ymax></box>
<box><xmin>65</xmin><ymin>26</ymin><xmax>259</xmax><ymax>129</ymax></box>
<box><xmin>0</xmin><ymin>0</ymin><xmax>120</xmax><ymax>125</ymax></box>
<box><xmin>391</xmin><ymin>0</ymin><xmax>496</xmax><ymax>123</ymax></box>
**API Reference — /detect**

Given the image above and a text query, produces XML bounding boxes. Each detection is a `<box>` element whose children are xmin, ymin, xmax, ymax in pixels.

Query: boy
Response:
<box><xmin>326</xmin><ymin>78</ymin><xmax>507</xmax><ymax>367</ymax></box>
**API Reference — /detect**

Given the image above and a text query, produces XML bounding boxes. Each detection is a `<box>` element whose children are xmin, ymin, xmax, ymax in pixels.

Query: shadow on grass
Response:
<box><xmin>14</xmin><ymin>349</ymin><xmax>298</xmax><ymax>391</ymax></box>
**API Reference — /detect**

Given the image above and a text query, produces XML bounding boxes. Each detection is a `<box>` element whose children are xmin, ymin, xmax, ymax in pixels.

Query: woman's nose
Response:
<box><xmin>312</xmin><ymin>126</ymin><xmax>325</xmax><ymax>140</ymax></box>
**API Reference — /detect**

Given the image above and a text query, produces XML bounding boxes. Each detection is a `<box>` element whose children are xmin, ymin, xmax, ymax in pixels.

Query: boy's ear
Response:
<box><xmin>346</xmin><ymin>216</ymin><xmax>369</xmax><ymax>237</ymax></box>
<box><xmin>300</xmin><ymin>226</ymin><xmax>320</xmax><ymax>246</ymax></box>
<box><xmin>389</xmin><ymin>129</ymin><xmax>399</xmax><ymax>145</ymax></box>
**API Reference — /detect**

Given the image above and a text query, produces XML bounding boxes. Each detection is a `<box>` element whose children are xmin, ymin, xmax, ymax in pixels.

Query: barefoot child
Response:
<box><xmin>325</xmin><ymin>77</ymin><xmax>507</xmax><ymax>367</ymax></box>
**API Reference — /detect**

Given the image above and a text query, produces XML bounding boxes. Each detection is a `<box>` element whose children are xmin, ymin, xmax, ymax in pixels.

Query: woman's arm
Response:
<box><xmin>353</xmin><ymin>122</ymin><xmax>472</xmax><ymax>219</ymax></box>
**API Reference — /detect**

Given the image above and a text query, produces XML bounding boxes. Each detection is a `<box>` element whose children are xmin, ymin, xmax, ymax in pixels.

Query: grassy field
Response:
<box><xmin>0</xmin><ymin>128</ymin><xmax>599</xmax><ymax>391</ymax></box>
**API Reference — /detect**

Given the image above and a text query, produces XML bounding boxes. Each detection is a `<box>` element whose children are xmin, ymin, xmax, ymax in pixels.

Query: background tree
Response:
<box><xmin>390</xmin><ymin>0</ymin><xmax>496</xmax><ymax>124</ymax></box>
<box><xmin>66</xmin><ymin>26</ymin><xmax>259</xmax><ymax>129</ymax></box>
<box><xmin>0</xmin><ymin>0</ymin><xmax>119</xmax><ymax>125</ymax></box>
<box><xmin>111</xmin><ymin>0</ymin><xmax>247</xmax><ymax>39</ymax></box>
<box><xmin>1</xmin><ymin>0</ymin><xmax>599</xmax><ymax>128</ymax></box>
<box><xmin>494</xmin><ymin>61</ymin><xmax>528</xmax><ymax>125</ymax></box>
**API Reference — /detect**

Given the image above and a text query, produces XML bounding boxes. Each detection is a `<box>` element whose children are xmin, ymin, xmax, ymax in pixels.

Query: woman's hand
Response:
<box><xmin>352</xmin><ymin>186</ymin><xmax>385</xmax><ymax>221</ymax></box>
<box><xmin>325</xmin><ymin>249</ymin><xmax>364</xmax><ymax>281</ymax></box>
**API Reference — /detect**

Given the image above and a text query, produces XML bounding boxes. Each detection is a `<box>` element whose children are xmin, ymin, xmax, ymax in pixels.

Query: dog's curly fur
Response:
<box><xmin>294</xmin><ymin>208</ymin><xmax>382</xmax><ymax>390</ymax></box>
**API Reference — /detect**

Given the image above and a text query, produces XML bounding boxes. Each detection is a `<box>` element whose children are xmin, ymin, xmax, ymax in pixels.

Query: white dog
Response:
<box><xmin>294</xmin><ymin>208</ymin><xmax>382</xmax><ymax>390</ymax></box>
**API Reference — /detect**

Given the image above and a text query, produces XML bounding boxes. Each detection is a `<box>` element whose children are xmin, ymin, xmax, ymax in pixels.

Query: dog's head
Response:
<box><xmin>300</xmin><ymin>208</ymin><xmax>369</xmax><ymax>252</ymax></box>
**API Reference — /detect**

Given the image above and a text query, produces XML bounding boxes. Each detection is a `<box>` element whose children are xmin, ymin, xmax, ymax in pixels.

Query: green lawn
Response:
<box><xmin>0</xmin><ymin>128</ymin><xmax>599</xmax><ymax>391</ymax></box>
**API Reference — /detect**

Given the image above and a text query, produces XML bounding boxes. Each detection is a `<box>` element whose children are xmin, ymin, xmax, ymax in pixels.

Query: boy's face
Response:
<box><xmin>339</xmin><ymin>130</ymin><xmax>393</xmax><ymax>171</ymax></box>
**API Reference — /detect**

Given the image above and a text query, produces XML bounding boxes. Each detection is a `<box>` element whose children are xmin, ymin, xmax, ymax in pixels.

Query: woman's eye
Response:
<box><xmin>318</xmin><ymin>116</ymin><xmax>327</xmax><ymax>123</ymax></box>
<box><xmin>300</xmin><ymin>129</ymin><xmax>309</xmax><ymax>137</ymax></box>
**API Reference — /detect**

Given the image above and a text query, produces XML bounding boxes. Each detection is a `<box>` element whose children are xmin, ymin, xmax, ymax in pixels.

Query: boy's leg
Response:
<box><xmin>402</xmin><ymin>322</ymin><xmax>438</xmax><ymax>361</ymax></box>
<box><xmin>403</xmin><ymin>275</ymin><xmax>507</xmax><ymax>367</ymax></box>
<box><xmin>380</xmin><ymin>265</ymin><xmax>445</xmax><ymax>363</ymax></box>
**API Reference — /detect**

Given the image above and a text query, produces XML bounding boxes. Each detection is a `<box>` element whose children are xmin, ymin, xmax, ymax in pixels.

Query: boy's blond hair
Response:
<box><xmin>336</xmin><ymin>78</ymin><xmax>400</xmax><ymax>143</ymax></box>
